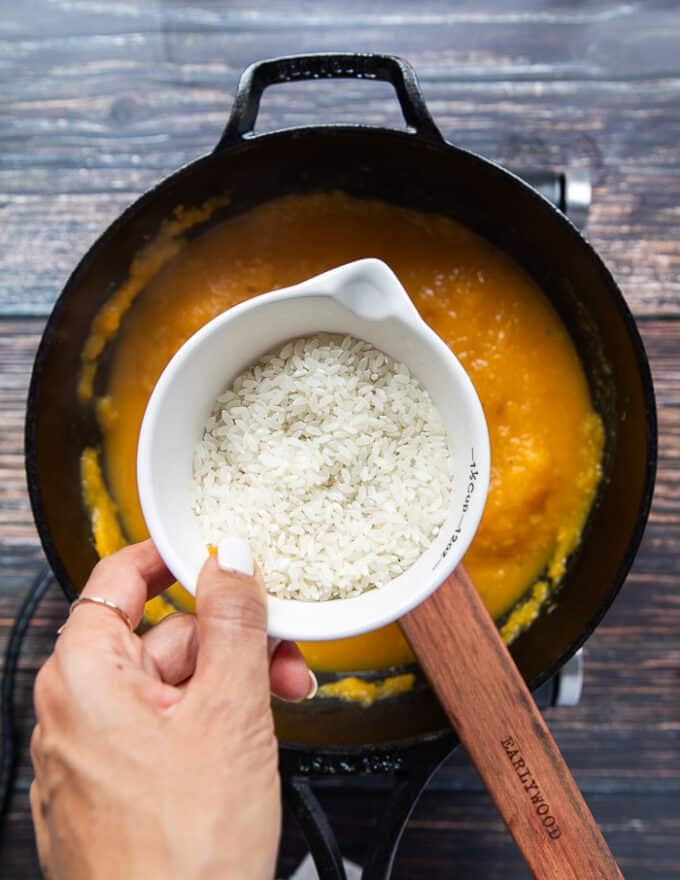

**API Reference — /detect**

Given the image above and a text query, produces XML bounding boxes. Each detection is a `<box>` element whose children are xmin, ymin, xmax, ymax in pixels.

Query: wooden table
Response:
<box><xmin>1</xmin><ymin>2</ymin><xmax>679</xmax><ymax>877</ymax></box>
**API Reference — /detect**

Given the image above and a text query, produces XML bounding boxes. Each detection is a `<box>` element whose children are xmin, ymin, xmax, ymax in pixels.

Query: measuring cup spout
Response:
<box><xmin>321</xmin><ymin>258</ymin><xmax>423</xmax><ymax>327</ymax></box>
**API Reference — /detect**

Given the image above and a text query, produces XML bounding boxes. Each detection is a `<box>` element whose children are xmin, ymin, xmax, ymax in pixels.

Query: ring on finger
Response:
<box><xmin>57</xmin><ymin>596</ymin><xmax>134</xmax><ymax>635</ymax></box>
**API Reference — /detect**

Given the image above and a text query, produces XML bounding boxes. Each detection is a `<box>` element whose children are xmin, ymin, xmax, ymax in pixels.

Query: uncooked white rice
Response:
<box><xmin>192</xmin><ymin>334</ymin><xmax>453</xmax><ymax>600</ymax></box>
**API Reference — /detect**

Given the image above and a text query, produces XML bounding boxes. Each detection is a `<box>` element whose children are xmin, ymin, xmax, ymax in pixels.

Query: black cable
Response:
<box><xmin>0</xmin><ymin>565</ymin><xmax>54</xmax><ymax>820</ymax></box>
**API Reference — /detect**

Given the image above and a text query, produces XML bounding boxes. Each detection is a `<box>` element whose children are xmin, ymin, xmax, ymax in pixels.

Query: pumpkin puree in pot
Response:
<box><xmin>80</xmin><ymin>192</ymin><xmax>603</xmax><ymax>688</ymax></box>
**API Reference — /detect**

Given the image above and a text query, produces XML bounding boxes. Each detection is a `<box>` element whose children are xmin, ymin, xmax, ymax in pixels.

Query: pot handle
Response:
<box><xmin>215</xmin><ymin>53</ymin><xmax>444</xmax><ymax>150</ymax></box>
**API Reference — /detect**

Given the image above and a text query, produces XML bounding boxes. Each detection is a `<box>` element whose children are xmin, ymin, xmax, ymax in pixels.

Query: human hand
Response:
<box><xmin>30</xmin><ymin>538</ymin><xmax>315</xmax><ymax>880</ymax></box>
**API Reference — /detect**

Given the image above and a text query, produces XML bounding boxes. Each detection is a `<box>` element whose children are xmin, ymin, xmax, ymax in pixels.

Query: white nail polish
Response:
<box><xmin>306</xmin><ymin>670</ymin><xmax>318</xmax><ymax>700</ymax></box>
<box><xmin>273</xmin><ymin>670</ymin><xmax>319</xmax><ymax>704</ymax></box>
<box><xmin>217</xmin><ymin>536</ymin><xmax>254</xmax><ymax>576</ymax></box>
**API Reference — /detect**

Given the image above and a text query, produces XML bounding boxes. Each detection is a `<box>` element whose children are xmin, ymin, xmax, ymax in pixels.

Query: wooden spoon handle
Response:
<box><xmin>400</xmin><ymin>566</ymin><xmax>623</xmax><ymax>880</ymax></box>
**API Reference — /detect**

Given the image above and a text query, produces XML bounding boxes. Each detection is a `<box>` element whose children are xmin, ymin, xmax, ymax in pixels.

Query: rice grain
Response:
<box><xmin>192</xmin><ymin>334</ymin><xmax>453</xmax><ymax>601</ymax></box>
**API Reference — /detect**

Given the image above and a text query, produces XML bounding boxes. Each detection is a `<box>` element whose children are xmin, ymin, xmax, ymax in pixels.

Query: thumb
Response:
<box><xmin>190</xmin><ymin>537</ymin><xmax>270</xmax><ymax>701</ymax></box>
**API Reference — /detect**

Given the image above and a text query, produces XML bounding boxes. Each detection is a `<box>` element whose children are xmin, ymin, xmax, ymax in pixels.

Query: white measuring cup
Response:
<box><xmin>137</xmin><ymin>258</ymin><xmax>490</xmax><ymax>640</ymax></box>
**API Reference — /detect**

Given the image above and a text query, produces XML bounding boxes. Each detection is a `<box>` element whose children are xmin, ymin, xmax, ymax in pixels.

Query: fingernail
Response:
<box><xmin>305</xmin><ymin>670</ymin><xmax>318</xmax><ymax>700</ymax></box>
<box><xmin>274</xmin><ymin>671</ymin><xmax>319</xmax><ymax>704</ymax></box>
<box><xmin>217</xmin><ymin>536</ymin><xmax>254</xmax><ymax>576</ymax></box>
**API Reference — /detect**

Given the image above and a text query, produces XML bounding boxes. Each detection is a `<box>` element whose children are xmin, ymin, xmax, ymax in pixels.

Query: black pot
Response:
<box><xmin>25</xmin><ymin>54</ymin><xmax>656</xmax><ymax>878</ymax></box>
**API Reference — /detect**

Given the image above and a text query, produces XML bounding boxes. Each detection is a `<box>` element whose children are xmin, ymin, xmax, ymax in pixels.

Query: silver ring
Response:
<box><xmin>57</xmin><ymin>596</ymin><xmax>134</xmax><ymax>635</ymax></box>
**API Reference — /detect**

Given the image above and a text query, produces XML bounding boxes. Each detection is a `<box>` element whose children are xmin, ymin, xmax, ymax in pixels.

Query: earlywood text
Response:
<box><xmin>500</xmin><ymin>736</ymin><xmax>562</xmax><ymax>839</ymax></box>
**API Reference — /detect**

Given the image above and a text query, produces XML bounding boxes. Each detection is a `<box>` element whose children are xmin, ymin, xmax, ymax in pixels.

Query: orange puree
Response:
<box><xmin>82</xmin><ymin>192</ymin><xmax>603</xmax><ymax>672</ymax></box>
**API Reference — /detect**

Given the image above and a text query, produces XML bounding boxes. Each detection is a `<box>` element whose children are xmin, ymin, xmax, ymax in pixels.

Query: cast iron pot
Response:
<box><xmin>26</xmin><ymin>54</ymin><xmax>656</xmax><ymax>878</ymax></box>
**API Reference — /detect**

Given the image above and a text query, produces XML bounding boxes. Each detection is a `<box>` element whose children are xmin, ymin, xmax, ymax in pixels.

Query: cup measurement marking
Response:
<box><xmin>433</xmin><ymin>448</ymin><xmax>479</xmax><ymax>570</ymax></box>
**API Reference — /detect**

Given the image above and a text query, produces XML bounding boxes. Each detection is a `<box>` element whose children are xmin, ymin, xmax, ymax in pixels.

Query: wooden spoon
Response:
<box><xmin>400</xmin><ymin>565</ymin><xmax>623</xmax><ymax>879</ymax></box>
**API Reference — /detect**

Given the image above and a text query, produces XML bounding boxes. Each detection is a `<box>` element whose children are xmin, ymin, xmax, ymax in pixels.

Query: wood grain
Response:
<box><xmin>1</xmin><ymin>2</ymin><xmax>680</xmax><ymax>316</ymax></box>
<box><xmin>1</xmin><ymin>1</ymin><xmax>680</xmax><ymax>877</ymax></box>
<box><xmin>276</xmin><ymin>786</ymin><xmax>680</xmax><ymax>880</ymax></box>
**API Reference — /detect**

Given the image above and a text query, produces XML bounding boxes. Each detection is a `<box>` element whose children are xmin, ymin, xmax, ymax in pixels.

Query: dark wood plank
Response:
<box><xmin>0</xmin><ymin>548</ymin><xmax>65</xmax><ymax>880</ymax></box>
<box><xmin>2</xmin><ymin>0</ymin><xmax>679</xmax><ymax>82</ymax></box>
<box><xmin>277</xmin><ymin>786</ymin><xmax>680</xmax><ymax>879</ymax></box>
<box><xmin>0</xmin><ymin>320</ymin><xmax>43</xmax><ymax>544</ymax></box>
